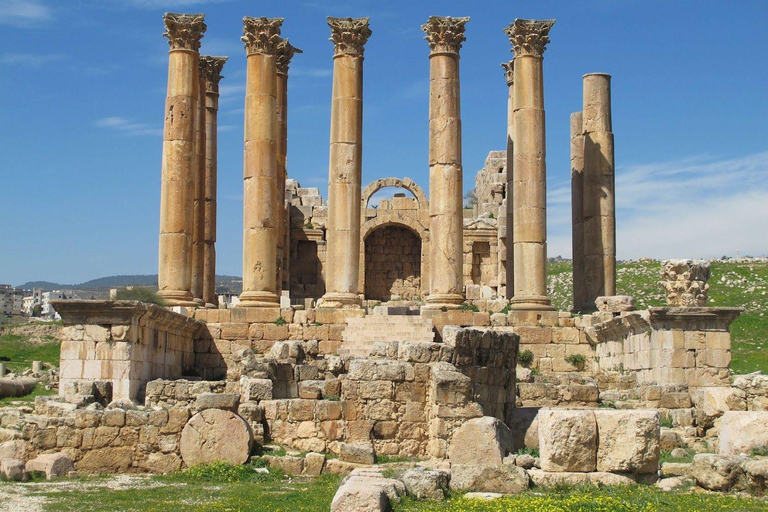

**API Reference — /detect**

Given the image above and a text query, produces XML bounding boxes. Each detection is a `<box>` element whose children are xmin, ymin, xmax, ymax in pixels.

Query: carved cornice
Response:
<box><xmin>242</xmin><ymin>17</ymin><xmax>283</xmax><ymax>56</ymax></box>
<box><xmin>504</xmin><ymin>18</ymin><xmax>555</xmax><ymax>58</ymax></box>
<box><xmin>421</xmin><ymin>16</ymin><xmax>470</xmax><ymax>55</ymax></box>
<box><xmin>276</xmin><ymin>38</ymin><xmax>303</xmax><ymax>75</ymax></box>
<box><xmin>199</xmin><ymin>56</ymin><xmax>227</xmax><ymax>93</ymax></box>
<box><xmin>501</xmin><ymin>60</ymin><xmax>514</xmax><ymax>86</ymax></box>
<box><xmin>163</xmin><ymin>13</ymin><xmax>206</xmax><ymax>51</ymax></box>
<box><xmin>327</xmin><ymin>17</ymin><xmax>371</xmax><ymax>57</ymax></box>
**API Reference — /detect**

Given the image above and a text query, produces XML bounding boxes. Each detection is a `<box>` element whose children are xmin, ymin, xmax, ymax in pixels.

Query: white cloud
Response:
<box><xmin>94</xmin><ymin>116</ymin><xmax>162</xmax><ymax>137</ymax></box>
<box><xmin>114</xmin><ymin>0</ymin><xmax>235</xmax><ymax>8</ymax></box>
<box><xmin>0</xmin><ymin>0</ymin><xmax>52</xmax><ymax>27</ymax></box>
<box><xmin>0</xmin><ymin>53</ymin><xmax>65</xmax><ymax>67</ymax></box>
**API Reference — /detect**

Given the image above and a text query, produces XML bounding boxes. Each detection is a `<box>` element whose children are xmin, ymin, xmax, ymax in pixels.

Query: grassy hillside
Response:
<box><xmin>548</xmin><ymin>259</ymin><xmax>768</xmax><ymax>374</ymax></box>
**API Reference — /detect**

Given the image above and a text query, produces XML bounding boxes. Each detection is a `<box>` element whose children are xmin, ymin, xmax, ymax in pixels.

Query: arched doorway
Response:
<box><xmin>364</xmin><ymin>224</ymin><xmax>422</xmax><ymax>301</ymax></box>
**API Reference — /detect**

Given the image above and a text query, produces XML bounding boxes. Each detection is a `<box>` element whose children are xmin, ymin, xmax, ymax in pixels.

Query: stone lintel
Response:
<box><xmin>648</xmin><ymin>307</ymin><xmax>743</xmax><ymax>331</ymax></box>
<box><xmin>276</xmin><ymin>38</ymin><xmax>303</xmax><ymax>75</ymax></box>
<box><xmin>327</xmin><ymin>17</ymin><xmax>371</xmax><ymax>57</ymax></box>
<box><xmin>199</xmin><ymin>55</ymin><xmax>228</xmax><ymax>94</ymax></box>
<box><xmin>163</xmin><ymin>13</ymin><xmax>206</xmax><ymax>51</ymax></box>
<box><xmin>242</xmin><ymin>17</ymin><xmax>283</xmax><ymax>55</ymax></box>
<box><xmin>421</xmin><ymin>16</ymin><xmax>470</xmax><ymax>55</ymax></box>
<box><xmin>504</xmin><ymin>18</ymin><xmax>555</xmax><ymax>58</ymax></box>
<box><xmin>501</xmin><ymin>60</ymin><xmax>514</xmax><ymax>86</ymax></box>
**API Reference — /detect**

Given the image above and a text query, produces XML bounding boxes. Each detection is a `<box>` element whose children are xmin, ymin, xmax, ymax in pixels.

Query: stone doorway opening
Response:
<box><xmin>364</xmin><ymin>224</ymin><xmax>422</xmax><ymax>301</ymax></box>
<box><xmin>471</xmin><ymin>241</ymin><xmax>493</xmax><ymax>285</ymax></box>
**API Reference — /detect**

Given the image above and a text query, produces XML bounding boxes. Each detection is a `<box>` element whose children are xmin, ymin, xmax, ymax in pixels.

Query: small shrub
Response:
<box><xmin>323</xmin><ymin>394</ymin><xmax>340</xmax><ymax>401</ymax></box>
<box><xmin>659</xmin><ymin>416</ymin><xmax>674</xmax><ymax>428</ymax></box>
<box><xmin>459</xmin><ymin>303</ymin><xmax>480</xmax><ymax>312</ymax></box>
<box><xmin>565</xmin><ymin>353</ymin><xmax>587</xmax><ymax>368</ymax></box>
<box><xmin>518</xmin><ymin>349</ymin><xmax>534</xmax><ymax>367</ymax></box>
<box><xmin>274</xmin><ymin>317</ymin><xmax>287</xmax><ymax>326</ymax></box>
<box><xmin>750</xmin><ymin>446</ymin><xmax>768</xmax><ymax>457</ymax></box>
<box><xmin>113</xmin><ymin>287</ymin><xmax>166</xmax><ymax>307</ymax></box>
<box><xmin>516</xmin><ymin>446</ymin><xmax>540</xmax><ymax>458</ymax></box>
<box><xmin>306</xmin><ymin>222</ymin><xmax>314</xmax><ymax>229</ymax></box>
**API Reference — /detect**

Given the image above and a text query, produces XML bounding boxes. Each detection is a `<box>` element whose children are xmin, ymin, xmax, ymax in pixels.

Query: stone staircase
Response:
<box><xmin>340</xmin><ymin>315</ymin><xmax>435</xmax><ymax>358</ymax></box>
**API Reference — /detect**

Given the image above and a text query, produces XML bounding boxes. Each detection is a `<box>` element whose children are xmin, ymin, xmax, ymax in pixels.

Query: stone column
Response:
<box><xmin>505</xmin><ymin>19</ymin><xmax>555</xmax><ymax>311</ymax></box>
<box><xmin>502</xmin><ymin>60</ymin><xmax>515</xmax><ymax>301</ymax></box>
<box><xmin>200</xmin><ymin>55</ymin><xmax>227</xmax><ymax>307</ymax></box>
<box><xmin>582</xmin><ymin>73</ymin><xmax>616</xmax><ymax>304</ymax></box>
<box><xmin>421</xmin><ymin>16</ymin><xmax>469</xmax><ymax>310</ymax></box>
<box><xmin>191</xmin><ymin>58</ymin><xmax>207</xmax><ymax>305</ymax></box>
<box><xmin>276</xmin><ymin>39</ymin><xmax>302</xmax><ymax>296</ymax></box>
<box><xmin>571</xmin><ymin>111</ymin><xmax>586</xmax><ymax>311</ymax></box>
<box><xmin>239</xmin><ymin>17</ymin><xmax>282</xmax><ymax>308</ymax></box>
<box><xmin>157</xmin><ymin>13</ymin><xmax>206</xmax><ymax>307</ymax></box>
<box><xmin>319</xmin><ymin>17</ymin><xmax>371</xmax><ymax>309</ymax></box>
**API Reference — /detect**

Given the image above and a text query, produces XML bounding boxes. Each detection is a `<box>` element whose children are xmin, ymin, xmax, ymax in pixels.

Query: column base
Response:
<box><xmin>317</xmin><ymin>292</ymin><xmax>362</xmax><ymax>309</ymax></box>
<box><xmin>157</xmin><ymin>290</ymin><xmax>197</xmax><ymax>308</ymax></box>
<box><xmin>193</xmin><ymin>298</ymin><xmax>205</xmax><ymax>306</ymax></box>
<box><xmin>421</xmin><ymin>293</ymin><xmax>465</xmax><ymax>311</ymax></box>
<box><xmin>239</xmin><ymin>291</ymin><xmax>280</xmax><ymax>308</ymax></box>
<box><xmin>509</xmin><ymin>294</ymin><xmax>555</xmax><ymax>311</ymax></box>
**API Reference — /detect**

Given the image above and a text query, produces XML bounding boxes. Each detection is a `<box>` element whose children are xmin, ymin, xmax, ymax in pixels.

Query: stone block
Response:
<box><xmin>1</xmin><ymin>458</ymin><xmax>26</xmax><ymax>481</ymax></box>
<box><xmin>449</xmin><ymin>416</ymin><xmax>514</xmax><ymax>465</ymax></box>
<box><xmin>691</xmin><ymin>387</ymin><xmax>747</xmax><ymax>429</ymax></box>
<box><xmin>538</xmin><ymin>409</ymin><xmax>597</xmax><ymax>472</ymax></box>
<box><xmin>690</xmin><ymin>453</ymin><xmax>745</xmax><ymax>491</ymax></box>
<box><xmin>719</xmin><ymin>411</ymin><xmax>768</xmax><ymax>456</ymax></box>
<box><xmin>304</xmin><ymin>452</ymin><xmax>326</xmax><ymax>475</ymax></box>
<box><xmin>196</xmin><ymin>393</ymin><xmax>240</xmax><ymax>412</ymax></box>
<box><xmin>339</xmin><ymin>443</ymin><xmax>375</xmax><ymax>465</ymax></box>
<box><xmin>402</xmin><ymin>467</ymin><xmax>449</xmax><ymax>500</ymax></box>
<box><xmin>26</xmin><ymin>453</ymin><xmax>75</xmax><ymax>481</ymax></box>
<box><xmin>240</xmin><ymin>377</ymin><xmax>273</xmax><ymax>402</ymax></box>
<box><xmin>450</xmin><ymin>464</ymin><xmax>529</xmax><ymax>494</ymax></box>
<box><xmin>180</xmin><ymin>409</ymin><xmax>252</xmax><ymax>467</ymax></box>
<box><xmin>594</xmin><ymin>410</ymin><xmax>660</xmax><ymax>474</ymax></box>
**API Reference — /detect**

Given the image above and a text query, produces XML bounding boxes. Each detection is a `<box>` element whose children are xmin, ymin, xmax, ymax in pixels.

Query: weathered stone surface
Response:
<box><xmin>339</xmin><ymin>443</ymin><xmax>375</xmax><ymax>465</ymax></box>
<box><xmin>655</xmin><ymin>476</ymin><xmax>690</xmax><ymax>492</ymax></box>
<box><xmin>538</xmin><ymin>409</ymin><xmax>597</xmax><ymax>472</ymax></box>
<box><xmin>180</xmin><ymin>409</ymin><xmax>252</xmax><ymax>466</ymax></box>
<box><xmin>304</xmin><ymin>452</ymin><xmax>326</xmax><ymax>475</ymax></box>
<box><xmin>719</xmin><ymin>411</ymin><xmax>768</xmax><ymax>456</ymax></box>
<box><xmin>595</xmin><ymin>296</ymin><xmax>634</xmax><ymax>313</ymax></box>
<box><xmin>331</xmin><ymin>473</ymin><xmax>405</xmax><ymax>512</ymax></box>
<box><xmin>594</xmin><ymin>410</ymin><xmax>659</xmax><ymax>474</ymax></box>
<box><xmin>0</xmin><ymin>440</ymin><xmax>28</xmax><ymax>463</ymax></box>
<box><xmin>450</xmin><ymin>464</ymin><xmax>529</xmax><ymax>494</ymax></box>
<box><xmin>78</xmin><ymin>447</ymin><xmax>133</xmax><ymax>474</ymax></box>
<box><xmin>240</xmin><ymin>377</ymin><xmax>273</xmax><ymax>402</ymax></box>
<box><xmin>690</xmin><ymin>453</ymin><xmax>745</xmax><ymax>491</ymax></box>
<box><xmin>449</xmin><ymin>416</ymin><xmax>514</xmax><ymax>465</ymax></box>
<box><xmin>691</xmin><ymin>387</ymin><xmax>747</xmax><ymax>429</ymax></box>
<box><xmin>661</xmin><ymin>462</ymin><xmax>691</xmax><ymax>478</ymax></box>
<box><xmin>1</xmin><ymin>458</ymin><xmax>26</xmax><ymax>481</ymax></box>
<box><xmin>139</xmin><ymin>452</ymin><xmax>183</xmax><ymax>474</ymax></box>
<box><xmin>26</xmin><ymin>452</ymin><xmax>75</xmax><ymax>480</ymax></box>
<box><xmin>659</xmin><ymin>392</ymin><xmax>692</xmax><ymax>409</ymax></box>
<box><xmin>402</xmin><ymin>467</ymin><xmax>449</xmax><ymax>500</ymax></box>
<box><xmin>660</xmin><ymin>429</ymin><xmax>683</xmax><ymax>451</ymax></box>
<box><xmin>195</xmin><ymin>393</ymin><xmax>240</xmax><ymax>412</ymax></box>
<box><xmin>265</xmin><ymin>455</ymin><xmax>304</xmax><ymax>475</ymax></box>
<box><xmin>742</xmin><ymin>459</ymin><xmax>768</xmax><ymax>492</ymax></box>
<box><xmin>528</xmin><ymin>469</ymin><xmax>635</xmax><ymax>488</ymax></box>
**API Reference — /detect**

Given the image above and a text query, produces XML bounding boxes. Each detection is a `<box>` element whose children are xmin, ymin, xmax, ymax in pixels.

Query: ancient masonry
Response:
<box><xmin>3</xmin><ymin>10</ymin><xmax>767</xmax><ymax>507</ymax></box>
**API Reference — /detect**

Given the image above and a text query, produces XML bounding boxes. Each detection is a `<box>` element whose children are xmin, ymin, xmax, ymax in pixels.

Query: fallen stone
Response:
<box><xmin>595</xmin><ymin>409</ymin><xmax>659</xmax><ymax>474</ymax></box>
<box><xmin>660</xmin><ymin>429</ymin><xmax>683</xmax><ymax>451</ymax></box>
<box><xmin>450</xmin><ymin>464</ymin><xmax>529</xmax><ymax>494</ymax></box>
<box><xmin>449</xmin><ymin>416</ymin><xmax>514</xmax><ymax>465</ymax></box>
<box><xmin>340</xmin><ymin>443</ymin><xmax>375</xmax><ymax>465</ymax></box>
<box><xmin>516</xmin><ymin>454</ymin><xmax>535</xmax><ymax>469</ymax></box>
<box><xmin>304</xmin><ymin>452</ymin><xmax>326</xmax><ymax>476</ymax></box>
<box><xmin>331</xmin><ymin>471</ymin><xmax>405</xmax><ymax>512</ymax></box>
<box><xmin>742</xmin><ymin>458</ymin><xmax>768</xmax><ymax>492</ymax></box>
<box><xmin>670</xmin><ymin>448</ymin><xmax>689</xmax><ymax>459</ymax></box>
<box><xmin>323</xmin><ymin>459</ymin><xmax>364</xmax><ymax>475</ymax></box>
<box><xmin>265</xmin><ymin>455</ymin><xmax>304</xmax><ymax>475</ymax></box>
<box><xmin>539</xmin><ymin>409</ymin><xmax>597</xmax><ymax>472</ymax></box>
<box><xmin>690</xmin><ymin>387</ymin><xmax>746</xmax><ymax>430</ymax></box>
<box><xmin>195</xmin><ymin>393</ymin><xmax>240</xmax><ymax>412</ymax></box>
<box><xmin>180</xmin><ymin>409</ymin><xmax>252</xmax><ymax>467</ymax></box>
<box><xmin>402</xmin><ymin>467</ymin><xmax>449</xmax><ymax>500</ymax></box>
<box><xmin>26</xmin><ymin>452</ymin><xmax>75</xmax><ymax>480</ymax></box>
<box><xmin>655</xmin><ymin>476</ymin><xmax>689</xmax><ymax>492</ymax></box>
<box><xmin>595</xmin><ymin>295</ymin><xmax>634</xmax><ymax>313</ymax></box>
<box><xmin>690</xmin><ymin>453</ymin><xmax>745</xmax><ymax>491</ymax></box>
<box><xmin>661</xmin><ymin>462</ymin><xmax>691</xmax><ymax>478</ymax></box>
<box><xmin>0</xmin><ymin>440</ymin><xmax>28</xmax><ymax>462</ymax></box>
<box><xmin>659</xmin><ymin>392</ymin><xmax>692</xmax><ymax>409</ymax></box>
<box><xmin>1</xmin><ymin>458</ymin><xmax>26</xmax><ymax>481</ymax></box>
<box><xmin>719</xmin><ymin>411</ymin><xmax>768</xmax><ymax>456</ymax></box>
<box><xmin>527</xmin><ymin>469</ymin><xmax>635</xmax><ymax>488</ymax></box>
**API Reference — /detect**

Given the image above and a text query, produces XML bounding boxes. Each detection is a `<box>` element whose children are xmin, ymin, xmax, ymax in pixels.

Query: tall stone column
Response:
<box><xmin>502</xmin><ymin>60</ymin><xmax>515</xmax><ymax>301</ymax></box>
<box><xmin>276</xmin><ymin>39</ymin><xmax>302</xmax><ymax>296</ymax></box>
<box><xmin>571</xmin><ymin>111</ymin><xmax>586</xmax><ymax>311</ymax></box>
<box><xmin>157</xmin><ymin>13</ymin><xmax>206</xmax><ymax>307</ymax></box>
<box><xmin>191</xmin><ymin>58</ymin><xmax>207</xmax><ymax>304</ymax></box>
<box><xmin>505</xmin><ymin>19</ymin><xmax>555</xmax><ymax>311</ymax></box>
<box><xmin>319</xmin><ymin>17</ymin><xmax>371</xmax><ymax>309</ymax></box>
<box><xmin>239</xmin><ymin>17</ymin><xmax>282</xmax><ymax>308</ymax></box>
<box><xmin>200</xmin><ymin>55</ymin><xmax>227</xmax><ymax>307</ymax></box>
<box><xmin>421</xmin><ymin>16</ymin><xmax>469</xmax><ymax>310</ymax></box>
<box><xmin>582</xmin><ymin>73</ymin><xmax>616</xmax><ymax>304</ymax></box>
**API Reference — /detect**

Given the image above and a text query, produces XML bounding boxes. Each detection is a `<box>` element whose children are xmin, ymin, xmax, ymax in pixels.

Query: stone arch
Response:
<box><xmin>361</xmin><ymin>177</ymin><xmax>428</xmax><ymax>210</ymax></box>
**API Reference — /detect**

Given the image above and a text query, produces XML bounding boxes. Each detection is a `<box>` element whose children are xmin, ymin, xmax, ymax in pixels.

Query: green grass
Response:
<box><xmin>0</xmin><ymin>382</ymin><xmax>56</xmax><ymax>406</ymax></box>
<box><xmin>548</xmin><ymin>259</ymin><xmax>768</xmax><ymax>374</ymax></box>
<box><xmin>0</xmin><ymin>333</ymin><xmax>60</xmax><ymax>373</ymax></box>
<box><xmin>392</xmin><ymin>485</ymin><xmax>768</xmax><ymax>512</ymax></box>
<box><xmin>659</xmin><ymin>449</ymin><xmax>695</xmax><ymax>465</ymax></box>
<box><xmin>113</xmin><ymin>287</ymin><xmax>166</xmax><ymax>307</ymax></box>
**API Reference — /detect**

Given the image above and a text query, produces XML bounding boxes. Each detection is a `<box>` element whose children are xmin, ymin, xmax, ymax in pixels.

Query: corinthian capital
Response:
<box><xmin>163</xmin><ymin>13</ymin><xmax>206</xmax><ymax>51</ymax></box>
<box><xmin>242</xmin><ymin>17</ymin><xmax>283</xmax><ymax>56</ymax></box>
<box><xmin>200</xmin><ymin>56</ymin><xmax>228</xmax><ymax>93</ymax></box>
<box><xmin>276</xmin><ymin>38</ymin><xmax>303</xmax><ymax>75</ymax></box>
<box><xmin>501</xmin><ymin>60</ymin><xmax>514</xmax><ymax>86</ymax></box>
<box><xmin>327</xmin><ymin>17</ymin><xmax>371</xmax><ymax>57</ymax></box>
<box><xmin>504</xmin><ymin>19</ymin><xmax>555</xmax><ymax>58</ymax></box>
<box><xmin>421</xmin><ymin>16</ymin><xmax>470</xmax><ymax>55</ymax></box>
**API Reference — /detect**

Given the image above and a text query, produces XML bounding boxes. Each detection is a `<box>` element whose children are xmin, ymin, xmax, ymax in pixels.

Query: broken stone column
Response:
<box><xmin>320</xmin><ymin>17</ymin><xmax>371</xmax><ymax>309</ymax></box>
<box><xmin>582</xmin><ymin>73</ymin><xmax>616</xmax><ymax>304</ymax></box>
<box><xmin>191</xmin><ymin>57</ymin><xmax>207</xmax><ymax>305</ymax></box>
<box><xmin>239</xmin><ymin>17</ymin><xmax>283</xmax><ymax>308</ymax></box>
<box><xmin>421</xmin><ymin>16</ymin><xmax>469</xmax><ymax>310</ymax></box>
<box><xmin>502</xmin><ymin>60</ymin><xmax>515</xmax><ymax>301</ymax></box>
<box><xmin>157</xmin><ymin>13</ymin><xmax>206</xmax><ymax>307</ymax></box>
<box><xmin>276</xmin><ymin>39</ymin><xmax>302</xmax><ymax>296</ymax></box>
<box><xmin>200</xmin><ymin>55</ymin><xmax>227</xmax><ymax>307</ymax></box>
<box><xmin>505</xmin><ymin>19</ymin><xmax>555</xmax><ymax>311</ymax></box>
<box><xmin>571</xmin><ymin>111</ymin><xmax>586</xmax><ymax>311</ymax></box>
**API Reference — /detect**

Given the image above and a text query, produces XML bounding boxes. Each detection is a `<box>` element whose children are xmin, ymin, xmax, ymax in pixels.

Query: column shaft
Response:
<box><xmin>571</xmin><ymin>111</ymin><xmax>586</xmax><ymax>311</ymax></box>
<box><xmin>503</xmin><ymin>61</ymin><xmax>515</xmax><ymax>300</ymax></box>
<box><xmin>190</xmin><ymin>61</ymin><xmax>206</xmax><ymax>303</ymax></box>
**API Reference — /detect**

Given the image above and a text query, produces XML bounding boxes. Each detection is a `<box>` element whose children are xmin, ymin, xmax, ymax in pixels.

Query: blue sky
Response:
<box><xmin>1</xmin><ymin>0</ymin><xmax>766</xmax><ymax>286</ymax></box>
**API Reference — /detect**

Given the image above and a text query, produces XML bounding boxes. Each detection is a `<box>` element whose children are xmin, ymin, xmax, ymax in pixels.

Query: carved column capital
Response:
<box><xmin>504</xmin><ymin>19</ymin><xmax>555</xmax><ymax>58</ymax></box>
<box><xmin>276</xmin><ymin>38</ymin><xmax>303</xmax><ymax>75</ymax></box>
<box><xmin>327</xmin><ymin>17</ymin><xmax>371</xmax><ymax>57</ymax></box>
<box><xmin>242</xmin><ymin>17</ymin><xmax>283</xmax><ymax>56</ymax></box>
<box><xmin>163</xmin><ymin>13</ymin><xmax>206</xmax><ymax>51</ymax></box>
<box><xmin>421</xmin><ymin>16</ymin><xmax>470</xmax><ymax>55</ymax></box>
<box><xmin>501</xmin><ymin>60</ymin><xmax>514</xmax><ymax>86</ymax></box>
<box><xmin>200</xmin><ymin>55</ymin><xmax>227</xmax><ymax>93</ymax></box>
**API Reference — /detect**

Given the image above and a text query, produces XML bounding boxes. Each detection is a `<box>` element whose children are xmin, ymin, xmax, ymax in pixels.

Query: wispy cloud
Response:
<box><xmin>94</xmin><ymin>117</ymin><xmax>162</xmax><ymax>137</ymax></box>
<box><xmin>113</xmin><ymin>0</ymin><xmax>235</xmax><ymax>8</ymax></box>
<box><xmin>0</xmin><ymin>53</ymin><xmax>66</xmax><ymax>67</ymax></box>
<box><xmin>290</xmin><ymin>67</ymin><xmax>333</xmax><ymax>78</ymax></box>
<box><xmin>0</xmin><ymin>0</ymin><xmax>52</xmax><ymax>27</ymax></box>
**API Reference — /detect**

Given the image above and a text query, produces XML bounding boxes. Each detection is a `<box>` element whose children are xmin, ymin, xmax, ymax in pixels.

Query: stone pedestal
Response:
<box><xmin>191</xmin><ymin>58</ymin><xmax>207</xmax><ymax>305</ymax></box>
<box><xmin>502</xmin><ymin>60</ymin><xmax>515</xmax><ymax>301</ymax></box>
<box><xmin>571</xmin><ymin>111</ymin><xmax>586</xmax><ymax>311</ymax></box>
<box><xmin>157</xmin><ymin>13</ymin><xmax>206</xmax><ymax>307</ymax></box>
<box><xmin>505</xmin><ymin>19</ymin><xmax>555</xmax><ymax>311</ymax></box>
<box><xmin>239</xmin><ymin>17</ymin><xmax>283</xmax><ymax>308</ymax></box>
<box><xmin>421</xmin><ymin>16</ymin><xmax>469</xmax><ymax>310</ymax></box>
<box><xmin>582</xmin><ymin>73</ymin><xmax>616</xmax><ymax>305</ymax></box>
<box><xmin>320</xmin><ymin>17</ymin><xmax>371</xmax><ymax>309</ymax></box>
<box><xmin>200</xmin><ymin>56</ymin><xmax>227</xmax><ymax>307</ymax></box>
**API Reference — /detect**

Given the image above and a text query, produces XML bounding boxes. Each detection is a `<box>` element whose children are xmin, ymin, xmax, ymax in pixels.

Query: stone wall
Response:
<box><xmin>364</xmin><ymin>225</ymin><xmax>422</xmax><ymax>301</ymax></box>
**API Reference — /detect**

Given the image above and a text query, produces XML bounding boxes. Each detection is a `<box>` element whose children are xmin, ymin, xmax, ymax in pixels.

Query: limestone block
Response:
<box><xmin>448</xmin><ymin>416</ymin><xmax>514</xmax><ymax>465</ymax></box>
<box><xmin>719</xmin><ymin>411</ymin><xmax>768</xmax><ymax>456</ymax></box>
<box><xmin>195</xmin><ymin>393</ymin><xmax>240</xmax><ymax>412</ymax></box>
<box><xmin>180</xmin><ymin>409</ymin><xmax>252</xmax><ymax>467</ymax></box>
<box><xmin>77</xmin><ymin>447</ymin><xmax>133</xmax><ymax>474</ymax></box>
<box><xmin>594</xmin><ymin>410</ymin><xmax>659</xmax><ymax>474</ymax></box>
<box><xmin>402</xmin><ymin>467</ymin><xmax>449</xmax><ymax>500</ymax></box>
<box><xmin>1</xmin><ymin>458</ymin><xmax>26</xmax><ymax>481</ymax></box>
<box><xmin>339</xmin><ymin>443</ymin><xmax>375</xmax><ymax>465</ymax></box>
<box><xmin>449</xmin><ymin>464</ymin><xmax>529</xmax><ymax>494</ymax></box>
<box><xmin>240</xmin><ymin>377</ymin><xmax>273</xmax><ymax>402</ymax></box>
<box><xmin>0</xmin><ymin>440</ymin><xmax>28</xmax><ymax>463</ymax></box>
<box><xmin>265</xmin><ymin>455</ymin><xmax>304</xmax><ymax>475</ymax></box>
<box><xmin>527</xmin><ymin>469</ymin><xmax>635</xmax><ymax>488</ymax></box>
<box><xmin>304</xmin><ymin>452</ymin><xmax>326</xmax><ymax>476</ymax></box>
<box><xmin>330</xmin><ymin>473</ymin><xmax>405</xmax><ymax>512</ymax></box>
<box><xmin>659</xmin><ymin>392</ymin><xmax>692</xmax><ymax>409</ymax></box>
<box><xmin>595</xmin><ymin>295</ymin><xmax>634</xmax><ymax>313</ymax></box>
<box><xmin>298</xmin><ymin>380</ymin><xmax>324</xmax><ymax>399</ymax></box>
<box><xmin>690</xmin><ymin>453</ymin><xmax>745</xmax><ymax>491</ymax></box>
<box><xmin>139</xmin><ymin>452</ymin><xmax>182</xmax><ymax>474</ymax></box>
<box><xmin>538</xmin><ymin>409</ymin><xmax>597</xmax><ymax>472</ymax></box>
<box><xmin>690</xmin><ymin>387</ymin><xmax>747</xmax><ymax>429</ymax></box>
<box><xmin>348</xmin><ymin>360</ymin><xmax>411</xmax><ymax>382</ymax></box>
<box><xmin>26</xmin><ymin>452</ymin><xmax>75</xmax><ymax>480</ymax></box>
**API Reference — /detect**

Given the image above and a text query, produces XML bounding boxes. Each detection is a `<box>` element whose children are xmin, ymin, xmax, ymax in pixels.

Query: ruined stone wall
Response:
<box><xmin>364</xmin><ymin>225</ymin><xmax>422</xmax><ymax>301</ymax></box>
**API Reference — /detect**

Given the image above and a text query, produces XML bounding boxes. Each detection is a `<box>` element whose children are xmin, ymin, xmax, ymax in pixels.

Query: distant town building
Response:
<box><xmin>0</xmin><ymin>285</ymin><xmax>26</xmax><ymax>316</ymax></box>
<box><xmin>22</xmin><ymin>288</ymin><xmax>43</xmax><ymax>316</ymax></box>
<box><xmin>42</xmin><ymin>290</ymin><xmax>67</xmax><ymax>320</ymax></box>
